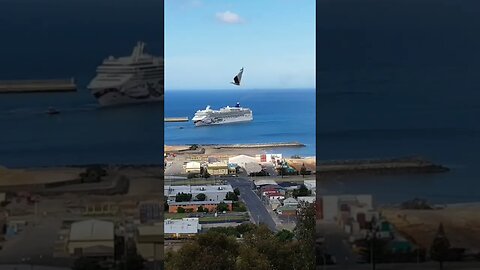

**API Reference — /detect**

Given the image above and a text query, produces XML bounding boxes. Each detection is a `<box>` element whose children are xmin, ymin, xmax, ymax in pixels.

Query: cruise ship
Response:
<box><xmin>88</xmin><ymin>41</ymin><xmax>163</xmax><ymax>107</ymax></box>
<box><xmin>192</xmin><ymin>102</ymin><xmax>253</xmax><ymax>127</ymax></box>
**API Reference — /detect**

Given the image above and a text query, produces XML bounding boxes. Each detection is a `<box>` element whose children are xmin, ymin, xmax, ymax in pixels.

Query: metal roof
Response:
<box><xmin>69</xmin><ymin>219</ymin><xmax>114</xmax><ymax>241</ymax></box>
<box><xmin>164</xmin><ymin>218</ymin><xmax>201</xmax><ymax>234</ymax></box>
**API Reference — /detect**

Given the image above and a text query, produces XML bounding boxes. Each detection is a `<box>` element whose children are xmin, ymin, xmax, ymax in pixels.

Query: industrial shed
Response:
<box><xmin>68</xmin><ymin>219</ymin><xmax>114</xmax><ymax>258</ymax></box>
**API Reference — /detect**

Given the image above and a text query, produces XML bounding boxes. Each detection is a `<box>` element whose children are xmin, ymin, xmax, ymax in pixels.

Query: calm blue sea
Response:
<box><xmin>317</xmin><ymin>0</ymin><xmax>480</xmax><ymax>204</ymax></box>
<box><xmin>0</xmin><ymin>0</ymin><xmax>164</xmax><ymax>167</ymax></box>
<box><xmin>165</xmin><ymin>89</ymin><xmax>316</xmax><ymax>157</ymax></box>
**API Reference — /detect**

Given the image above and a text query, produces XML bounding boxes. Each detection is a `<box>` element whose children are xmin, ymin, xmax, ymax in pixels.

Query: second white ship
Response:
<box><xmin>192</xmin><ymin>102</ymin><xmax>253</xmax><ymax>127</ymax></box>
<box><xmin>88</xmin><ymin>41</ymin><xmax>163</xmax><ymax>107</ymax></box>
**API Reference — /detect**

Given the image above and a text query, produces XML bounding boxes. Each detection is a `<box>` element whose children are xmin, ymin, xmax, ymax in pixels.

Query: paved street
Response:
<box><xmin>226</xmin><ymin>177</ymin><xmax>277</xmax><ymax>231</ymax></box>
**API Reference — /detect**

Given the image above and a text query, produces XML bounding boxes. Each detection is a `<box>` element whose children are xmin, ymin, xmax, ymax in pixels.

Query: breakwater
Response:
<box><xmin>317</xmin><ymin>156</ymin><xmax>449</xmax><ymax>175</ymax></box>
<box><xmin>0</xmin><ymin>78</ymin><xmax>76</xmax><ymax>93</ymax></box>
<box><xmin>165</xmin><ymin>117</ymin><xmax>189</xmax><ymax>122</ymax></box>
<box><xmin>209</xmin><ymin>142</ymin><xmax>305</xmax><ymax>149</ymax></box>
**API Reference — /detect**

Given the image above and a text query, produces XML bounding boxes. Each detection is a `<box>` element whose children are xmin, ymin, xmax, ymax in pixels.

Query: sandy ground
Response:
<box><xmin>165</xmin><ymin>144</ymin><xmax>310</xmax><ymax>157</ymax></box>
<box><xmin>0</xmin><ymin>167</ymin><xmax>82</xmax><ymax>186</ymax></box>
<box><xmin>381</xmin><ymin>205</ymin><xmax>480</xmax><ymax>251</ymax></box>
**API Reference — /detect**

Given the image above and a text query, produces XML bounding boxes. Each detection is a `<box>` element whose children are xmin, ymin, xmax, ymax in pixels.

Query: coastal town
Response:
<box><xmin>163</xmin><ymin>144</ymin><xmax>316</xmax><ymax>254</ymax></box>
<box><xmin>316</xmin><ymin>171</ymin><xmax>480</xmax><ymax>269</ymax></box>
<box><xmin>0</xmin><ymin>142</ymin><xmax>317</xmax><ymax>269</ymax></box>
<box><xmin>0</xmin><ymin>165</ymin><xmax>165</xmax><ymax>269</ymax></box>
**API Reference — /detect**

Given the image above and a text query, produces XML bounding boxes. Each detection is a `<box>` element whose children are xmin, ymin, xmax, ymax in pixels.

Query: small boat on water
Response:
<box><xmin>46</xmin><ymin>107</ymin><xmax>60</xmax><ymax>115</ymax></box>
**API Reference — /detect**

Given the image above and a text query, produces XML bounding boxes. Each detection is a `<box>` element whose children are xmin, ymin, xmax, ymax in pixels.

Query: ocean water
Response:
<box><xmin>317</xmin><ymin>0</ymin><xmax>480</xmax><ymax>204</ymax></box>
<box><xmin>0</xmin><ymin>0</ymin><xmax>164</xmax><ymax>167</ymax></box>
<box><xmin>165</xmin><ymin>89</ymin><xmax>316</xmax><ymax>157</ymax></box>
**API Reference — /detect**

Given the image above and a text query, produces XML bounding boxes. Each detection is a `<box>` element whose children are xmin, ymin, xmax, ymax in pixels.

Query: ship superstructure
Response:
<box><xmin>192</xmin><ymin>102</ymin><xmax>253</xmax><ymax>127</ymax></box>
<box><xmin>88</xmin><ymin>41</ymin><xmax>163</xmax><ymax>106</ymax></box>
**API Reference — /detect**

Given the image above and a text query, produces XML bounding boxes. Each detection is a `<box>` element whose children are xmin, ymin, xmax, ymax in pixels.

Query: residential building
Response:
<box><xmin>138</xmin><ymin>201</ymin><xmax>163</xmax><ymax>224</ymax></box>
<box><xmin>228</xmin><ymin>163</ymin><xmax>238</xmax><ymax>174</ymax></box>
<box><xmin>256</xmin><ymin>154</ymin><xmax>283</xmax><ymax>164</ymax></box>
<box><xmin>283</xmin><ymin>197</ymin><xmax>299</xmax><ymax>207</ymax></box>
<box><xmin>269</xmin><ymin>198</ymin><xmax>282</xmax><ymax>211</ymax></box>
<box><xmin>276</xmin><ymin>205</ymin><xmax>298</xmax><ymax>216</ymax></box>
<box><xmin>165</xmin><ymin>185</ymin><xmax>234</xmax><ymax>202</ymax></box>
<box><xmin>297</xmin><ymin>196</ymin><xmax>316</xmax><ymax>204</ymax></box>
<box><xmin>266</xmin><ymin>192</ymin><xmax>285</xmax><ymax>200</ymax></box>
<box><xmin>278</xmin><ymin>182</ymin><xmax>299</xmax><ymax>191</ymax></box>
<box><xmin>254</xmin><ymin>179</ymin><xmax>278</xmax><ymax>189</ymax></box>
<box><xmin>245</xmin><ymin>162</ymin><xmax>263</xmax><ymax>175</ymax></box>
<box><xmin>207</xmin><ymin>162</ymin><xmax>228</xmax><ymax>176</ymax></box>
<box><xmin>135</xmin><ymin>223</ymin><xmax>163</xmax><ymax>262</ymax></box>
<box><xmin>184</xmin><ymin>161</ymin><xmax>201</xmax><ymax>174</ymax></box>
<box><xmin>304</xmin><ymin>180</ymin><xmax>316</xmax><ymax>194</ymax></box>
<box><xmin>167</xmin><ymin>200</ymin><xmax>233</xmax><ymax>213</ymax></box>
<box><xmin>319</xmin><ymin>194</ymin><xmax>373</xmax><ymax>223</ymax></box>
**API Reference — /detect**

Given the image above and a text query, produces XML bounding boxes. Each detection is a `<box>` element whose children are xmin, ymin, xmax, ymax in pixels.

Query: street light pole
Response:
<box><xmin>322</xmin><ymin>254</ymin><xmax>326</xmax><ymax>270</ymax></box>
<box><xmin>370</xmin><ymin>236</ymin><xmax>375</xmax><ymax>270</ymax></box>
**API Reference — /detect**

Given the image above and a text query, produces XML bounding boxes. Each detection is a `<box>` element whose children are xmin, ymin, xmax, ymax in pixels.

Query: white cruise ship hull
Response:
<box><xmin>194</xmin><ymin>114</ymin><xmax>253</xmax><ymax>127</ymax></box>
<box><xmin>90</xmin><ymin>79</ymin><xmax>163</xmax><ymax>107</ymax></box>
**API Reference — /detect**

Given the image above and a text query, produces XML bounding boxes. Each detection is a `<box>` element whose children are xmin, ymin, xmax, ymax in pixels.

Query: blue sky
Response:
<box><xmin>165</xmin><ymin>0</ymin><xmax>316</xmax><ymax>90</ymax></box>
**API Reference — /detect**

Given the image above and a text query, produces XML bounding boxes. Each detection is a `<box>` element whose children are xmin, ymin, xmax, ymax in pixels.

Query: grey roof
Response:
<box><xmin>69</xmin><ymin>219</ymin><xmax>114</xmax><ymax>241</ymax></box>
<box><xmin>168</xmin><ymin>200</ymin><xmax>233</xmax><ymax>206</ymax></box>
<box><xmin>283</xmin><ymin>197</ymin><xmax>298</xmax><ymax>204</ymax></box>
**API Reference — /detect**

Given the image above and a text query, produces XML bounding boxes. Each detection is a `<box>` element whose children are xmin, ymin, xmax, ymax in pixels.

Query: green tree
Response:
<box><xmin>235</xmin><ymin>245</ymin><xmax>271</xmax><ymax>270</ymax></box>
<box><xmin>217</xmin><ymin>202</ymin><xmax>229</xmax><ymax>212</ymax></box>
<box><xmin>166</xmin><ymin>231</ymin><xmax>239</xmax><ymax>270</ymax></box>
<box><xmin>430</xmin><ymin>223</ymin><xmax>451</xmax><ymax>270</ymax></box>
<box><xmin>236</xmin><ymin>223</ymin><xmax>257</xmax><ymax>236</ymax></box>
<box><xmin>225</xmin><ymin>191</ymin><xmax>239</xmax><ymax>201</ymax></box>
<box><xmin>234</xmin><ymin>187</ymin><xmax>241</xmax><ymax>196</ymax></box>
<box><xmin>195</xmin><ymin>193</ymin><xmax>206</xmax><ymax>201</ymax></box>
<box><xmin>233</xmin><ymin>202</ymin><xmax>247</xmax><ymax>212</ymax></box>
<box><xmin>300</xmin><ymin>163</ymin><xmax>307</xmax><ymax>178</ymax></box>
<box><xmin>275</xmin><ymin>229</ymin><xmax>295</xmax><ymax>242</ymax></box>
<box><xmin>177</xmin><ymin>207</ymin><xmax>186</xmax><ymax>213</ymax></box>
<box><xmin>197</xmin><ymin>206</ymin><xmax>205</xmax><ymax>212</ymax></box>
<box><xmin>202</xmin><ymin>170</ymin><xmax>211</xmax><ymax>180</ymax></box>
<box><xmin>292</xmin><ymin>184</ymin><xmax>311</xmax><ymax>198</ymax></box>
<box><xmin>175</xmin><ymin>192</ymin><xmax>192</xmax><ymax>202</ymax></box>
<box><xmin>126</xmin><ymin>254</ymin><xmax>145</xmax><ymax>270</ymax></box>
<box><xmin>79</xmin><ymin>166</ymin><xmax>106</xmax><ymax>183</ymax></box>
<box><xmin>292</xmin><ymin>203</ymin><xmax>316</xmax><ymax>270</ymax></box>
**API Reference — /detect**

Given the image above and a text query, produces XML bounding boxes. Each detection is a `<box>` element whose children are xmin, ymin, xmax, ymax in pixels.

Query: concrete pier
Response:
<box><xmin>211</xmin><ymin>142</ymin><xmax>305</xmax><ymax>149</ymax></box>
<box><xmin>0</xmin><ymin>78</ymin><xmax>77</xmax><ymax>93</ymax></box>
<box><xmin>165</xmin><ymin>117</ymin><xmax>189</xmax><ymax>122</ymax></box>
<box><xmin>317</xmin><ymin>157</ymin><xmax>449</xmax><ymax>175</ymax></box>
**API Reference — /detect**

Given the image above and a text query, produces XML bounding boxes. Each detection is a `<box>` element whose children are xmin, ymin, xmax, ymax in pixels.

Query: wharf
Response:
<box><xmin>165</xmin><ymin>117</ymin><xmax>189</xmax><ymax>122</ymax></box>
<box><xmin>317</xmin><ymin>157</ymin><xmax>449</xmax><ymax>175</ymax></box>
<box><xmin>0</xmin><ymin>78</ymin><xmax>76</xmax><ymax>93</ymax></box>
<box><xmin>211</xmin><ymin>142</ymin><xmax>305</xmax><ymax>149</ymax></box>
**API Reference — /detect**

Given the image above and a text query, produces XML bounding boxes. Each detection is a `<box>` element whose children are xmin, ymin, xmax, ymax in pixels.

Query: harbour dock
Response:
<box><xmin>211</xmin><ymin>142</ymin><xmax>305</xmax><ymax>149</ymax></box>
<box><xmin>165</xmin><ymin>117</ymin><xmax>189</xmax><ymax>122</ymax></box>
<box><xmin>0</xmin><ymin>78</ymin><xmax>77</xmax><ymax>93</ymax></box>
<box><xmin>317</xmin><ymin>157</ymin><xmax>449</xmax><ymax>175</ymax></box>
